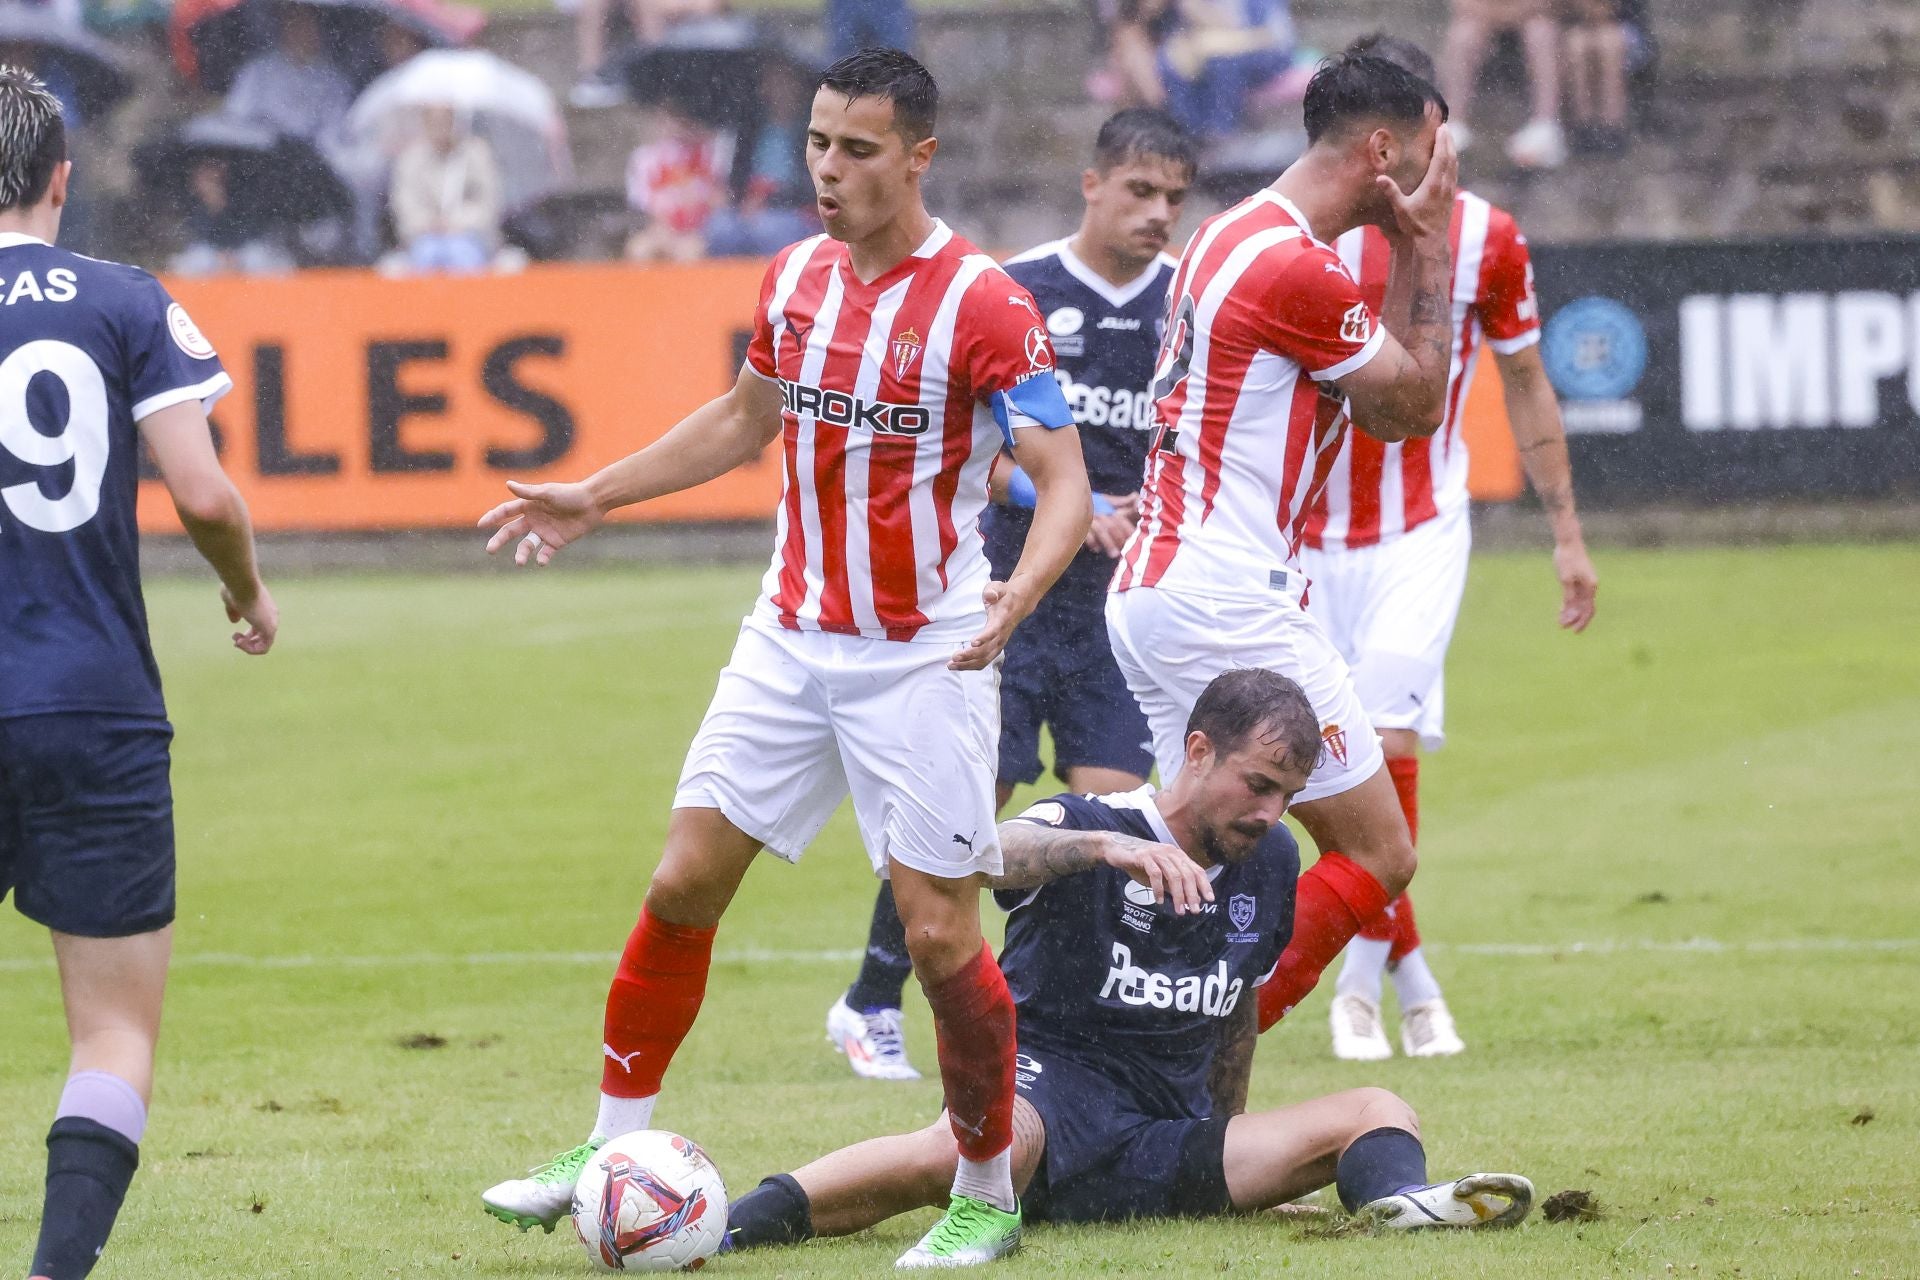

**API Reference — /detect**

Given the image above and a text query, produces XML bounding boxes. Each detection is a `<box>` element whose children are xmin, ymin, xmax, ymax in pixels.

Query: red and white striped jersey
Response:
<box><xmin>1305</xmin><ymin>191</ymin><xmax>1541</xmax><ymax>551</ymax></box>
<box><xmin>1115</xmin><ymin>191</ymin><xmax>1383</xmax><ymax>603</ymax></box>
<box><xmin>745</xmin><ymin>220</ymin><xmax>1071</xmax><ymax>642</ymax></box>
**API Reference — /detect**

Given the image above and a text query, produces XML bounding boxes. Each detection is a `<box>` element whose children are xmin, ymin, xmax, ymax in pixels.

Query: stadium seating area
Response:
<box><xmin>37</xmin><ymin>0</ymin><xmax>1920</xmax><ymax>266</ymax></box>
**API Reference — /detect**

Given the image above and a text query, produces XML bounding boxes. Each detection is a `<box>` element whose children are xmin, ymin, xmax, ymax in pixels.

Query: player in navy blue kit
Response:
<box><xmin>733</xmin><ymin>671</ymin><xmax>1534</xmax><ymax>1249</ymax></box>
<box><xmin>0</xmin><ymin>68</ymin><xmax>277</xmax><ymax>1280</ymax></box>
<box><xmin>826</xmin><ymin>110</ymin><xmax>1198</xmax><ymax>1082</ymax></box>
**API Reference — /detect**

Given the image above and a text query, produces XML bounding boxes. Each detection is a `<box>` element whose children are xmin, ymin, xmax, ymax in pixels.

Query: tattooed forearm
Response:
<box><xmin>1208</xmin><ymin>996</ymin><xmax>1258</xmax><ymax>1119</ymax></box>
<box><xmin>991</xmin><ymin>823</ymin><xmax>1111</xmax><ymax>889</ymax></box>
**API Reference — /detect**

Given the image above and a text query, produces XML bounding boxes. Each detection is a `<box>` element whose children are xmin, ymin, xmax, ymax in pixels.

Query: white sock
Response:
<box><xmin>951</xmin><ymin>1148</ymin><xmax>1015</xmax><ymax>1213</ymax></box>
<box><xmin>592</xmin><ymin>1092</ymin><xmax>656</xmax><ymax>1143</ymax></box>
<box><xmin>1335</xmin><ymin>937</ymin><xmax>1391</xmax><ymax>1003</ymax></box>
<box><xmin>1390</xmin><ymin>947</ymin><xmax>1444</xmax><ymax>1009</ymax></box>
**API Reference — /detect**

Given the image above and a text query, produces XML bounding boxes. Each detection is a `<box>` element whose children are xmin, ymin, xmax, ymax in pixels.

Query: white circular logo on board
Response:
<box><xmin>1047</xmin><ymin>306</ymin><xmax>1084</xmax><ymax>336</ymax></box>
<box><xmin>167</xmin><ymin>303</ymin><xmax>215</xmax><ymax>360</ymax></box>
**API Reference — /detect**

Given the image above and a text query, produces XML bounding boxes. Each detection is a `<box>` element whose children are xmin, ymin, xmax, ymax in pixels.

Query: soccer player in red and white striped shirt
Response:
<box><xmin>1105</xmin><ymin>51</ymin><xmax>1462</xmax><ymax>1042</ymax></box>
<box><xmin>476</xmin><ymin>50</ymin><xmax>1092</xmax><ymax>1268</ymax></box>
<box><xmin>1303</xmin><ymin>34</ymin><xmax>1597</xmax><ymax>1063</ymax></box>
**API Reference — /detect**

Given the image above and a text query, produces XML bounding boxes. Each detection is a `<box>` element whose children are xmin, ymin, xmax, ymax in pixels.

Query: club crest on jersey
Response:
<box><xmin>891</xmin><ymin>326</ymin><xmax>923</xmax><ymax>377</ymax></box>
<box><xmin>1340</xmin><ymin>302</ymin><xmax>1371</xmax><ymax>345</ymax></box>
<box><xmin>1321</xmin><ymin>723</ymin><xmax>1349</xmax><ymax>768</ymax></box>
<box><xmin>1229</xmin><ymin>894</ymin><xmax>1256</xmax><ymax>931</ymax></box>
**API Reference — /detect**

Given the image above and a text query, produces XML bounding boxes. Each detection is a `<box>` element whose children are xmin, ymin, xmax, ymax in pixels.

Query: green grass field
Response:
<box><xmin>3</xmin><ymin>541</ymin><xmax>1917</xmax><ymax>1278</ymax></box>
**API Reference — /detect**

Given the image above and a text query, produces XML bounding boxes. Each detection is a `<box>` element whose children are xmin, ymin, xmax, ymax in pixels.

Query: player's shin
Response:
<box><xmin>1257</xmin><ymin>853</ymin><xmax>1393</xmax><ymax>1031</ymax></box>
<box><xmin>596</xmin><ymin>906</ymin><xmax>716</xmax><ymax>1138</ymax></box>
<box><xmin>30</xmin><ymin>1073</ymin><xmax>147</xmax><ymax>1280</ymax></box>
<box><xmin>1335</xmin><ymin>1127</ymin><xmax>1427</xmax><ymax>1213</ymax></box>
<box><xmin>722</xmin><ymin>1174</ymin><xmax>815</xmax><ymax>1251</ymax></box>
<box><xmin>920</xmin><ymin>941</ymin><xmax>1018</xmax><ymax>1212</ymax></box>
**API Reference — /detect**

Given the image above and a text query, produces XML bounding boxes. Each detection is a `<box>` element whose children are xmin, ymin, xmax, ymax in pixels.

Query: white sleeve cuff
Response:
<box><xmin>742</xmin><ymin>360</ymin><xmax>778</xmax><ymax>383</ymax></box>
<box><xmin>1310</xmin><ymin>324</ymin><xmax>1386</xmax><ymax>383</ymax></box>
<box><xmin>1488</xmin><ymin>328</ymin><xmax>1542</xmax><ymax>356</ymax></box>
<box><xmin>133</xmin><ymin>371</ymin><xmax>233</xmax><ymax>422</ymax></box>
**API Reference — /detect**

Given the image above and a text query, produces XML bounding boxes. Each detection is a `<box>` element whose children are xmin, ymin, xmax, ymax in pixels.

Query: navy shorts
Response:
<box><xmin>999</xmin><ymin>600</ymin><xmax>1154</xmax><ymax>788</ymax></box>
<box><xmin>0</xmin><ymin>714</ymin><xmax>176</xmax><ymax>938</ymax></box>
<box><xmin>1014</xmin><ymin>1042</ymin><xmax>1231</xmax><ymax>1224</ymax></box>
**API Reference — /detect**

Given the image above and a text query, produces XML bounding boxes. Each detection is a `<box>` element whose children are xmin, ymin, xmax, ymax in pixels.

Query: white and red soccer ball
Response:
<box><xmin>570</xmin><ymin>1130</ymin><xmax>728</xmax><ymax>1272</ymax></box>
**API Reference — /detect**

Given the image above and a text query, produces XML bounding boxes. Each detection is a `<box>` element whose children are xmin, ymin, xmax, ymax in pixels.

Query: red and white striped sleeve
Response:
<box><xmin>1247</xmin><ymin>243</ymin><xmax>1386</xmax><ymax>383</ymax></box>
<box><xmin>1479</xmin><ymin>208</ymin><xmax>1542</xmax><ymax>356</ymax></box>
<box><xmin>743</xmin><ymin>249</ymin><xmax>790</xmax><ymax>381</ymax></box>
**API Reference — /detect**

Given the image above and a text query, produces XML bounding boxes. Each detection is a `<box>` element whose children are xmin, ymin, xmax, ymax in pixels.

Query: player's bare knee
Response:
<box><xmin>1347</xmin><ymin>1087</ymin><xmax>1419</xmax><ymax>1140</ymax></box>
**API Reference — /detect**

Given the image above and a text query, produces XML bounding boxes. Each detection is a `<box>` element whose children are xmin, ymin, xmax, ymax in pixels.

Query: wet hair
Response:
<box><xmin>1345</xmin><ymin>32</ymin><xmax>1438</xmax><ymax>86</ymax></box>
<box><xmin>1186</xmin><ymin>669</ymin><xmax>1323</xmax><ymax>773</ymax></box>
<box><xmin>1301</xmin><ymin>50</ymin><xmax>1447</xmax><ymax>144</ymax></box>
<box><xmin>0</xmin><ymin>66</ymin><xmax>65</xmax><ymax>214</ymax></box>
<box><xmin>1092</xmin><ymin>107</ymin><xmax>1198</xmax><ymax>181</ymax></box>
<box><xmin>817</xmin><ymin>47</ymin><xmax>938</xmax><ymax>143</ymax></box>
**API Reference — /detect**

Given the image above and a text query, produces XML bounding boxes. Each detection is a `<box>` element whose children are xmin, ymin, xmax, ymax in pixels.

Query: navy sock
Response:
<box><xmin>1335</xmin><ymin>1126</ymin><xmax>1427</xmax><ymax>1213</ymax></box>
<box><xmin>30</xmin><ymin>1117</ymin><xmax>140</xmax><ymax>1280</ymax></box>
<box><xmin>722</xmin><ymin>1174</ymin><xmax>813</xmax><ymax>1252</ymax></box>
<box><xmin>844</xmin><ymin>883</ymin><xmax>912</xmax><ymax>1013</ymax></box>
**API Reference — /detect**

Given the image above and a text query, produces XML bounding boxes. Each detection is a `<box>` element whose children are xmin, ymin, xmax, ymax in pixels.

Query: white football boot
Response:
<box><xmin>481</xmin><ymin>1138</ymin><xmax>602</xmax><ymax>1232</ymax></box>
<box><xmin>1359</xmin><ymin>1173</ymin><xmax>1534</xmax><ymax>1230</ymax></box>
<box><xmin>1400</xmin><ymin>997</ymin><xmax>1467</xmax><ymax>1057</ymax></box>
<box><xmin>1329</xmin><ymin>993</ymin><xmax>1393</xmax><ymax>1061</ymax></box>
<box><xmin>827</xmin><ymin>996</ymin><xmax>922</xmax><ymax>1081</ymax></box>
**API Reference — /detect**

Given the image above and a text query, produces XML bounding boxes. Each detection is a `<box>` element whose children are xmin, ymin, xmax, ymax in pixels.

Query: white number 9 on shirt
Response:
<box><xmin>0</xmin><ymin>339</ymin><xmax>109</xmax><ymax>533</ymax></box>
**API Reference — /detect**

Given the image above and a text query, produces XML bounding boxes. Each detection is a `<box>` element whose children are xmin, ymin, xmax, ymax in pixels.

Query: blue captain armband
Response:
<box><xmin>990</xmin><ymin>369</ymin><xmax>1075</xmax><ymax>447</ymax></box>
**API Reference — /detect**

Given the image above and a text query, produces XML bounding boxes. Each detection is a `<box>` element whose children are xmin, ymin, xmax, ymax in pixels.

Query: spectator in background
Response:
<box><xmin>1439</xmin><ymin>0</ymin><xmax>1566</xmax><ymax>169</ymax></box>
<box><xmin>623</xmin><ymin>97</ymin><xmax>732</xmax><ymax>261</ymax></box>
<box><xmin>1563</xmin><ymin>0</ymin><xmax>1650</xmax><ymax>154</ymax></box>
<box><xmin>386</xmin><ymin>104</ymin><xmax>502</xmax><ymax>273</ymax></box>
<box><xmin>825</xmin><ymin>0</ymin><xmax>914</xmax><ymax>60</ymax></box>
<box><xmin>170</xmin><ymin>157</ymin><xmax>296</xmax><ymax>276</ymax></box>
<box><xmin>704</xmin><ymin>61</ymin><xmax>817</xmax><ymax>257</ymax></box>
<box><xmin>570</xmin><ymin>0</ymin><xmax>728</xmax><ymax>108</ymax></box>
<box><xmin>223</xmin><ymin>1</ymin><xmax>354</xmax><ymax>147</ymax></box>
<box><xmin>1142</xmin><ymin>0</ymin><xmax>1295</xmax><ymax>143</ymax></box>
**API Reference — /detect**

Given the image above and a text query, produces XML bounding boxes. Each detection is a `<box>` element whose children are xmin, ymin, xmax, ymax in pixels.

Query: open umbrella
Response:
<box><xmin>617</xmin><ymin>16</ymin><xmax>818</xmax><ymax>129</ymax></box>
<box><xmin>0</xmin><ymin>7</ymin><xmax>134</xmax><ymax>119</ymax></box>
<box><xmin>345</xmin><ymin>49</ymin><xmax>569</xmax><ymax>212</ymax></box>
<box><xmin>134</xmin><ymin>113</ymin><xmax>354</xmax><ymax>230</ymax></box>
<box><xmin>171</xmin><ymin>0</ymin><xmax>484</xmax><ymax>94</ymax></box>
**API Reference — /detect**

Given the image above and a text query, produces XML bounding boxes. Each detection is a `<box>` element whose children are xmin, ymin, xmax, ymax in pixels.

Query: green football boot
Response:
<box><xmin>480</xmin><ymin>1138</ymin><xmax>603</xmax><ymax>1232</ymax></box>
<box><xmin>895</xmin><ymin>1194</ymin><xmax>1022</xmax><ymax>1268</ymax></box>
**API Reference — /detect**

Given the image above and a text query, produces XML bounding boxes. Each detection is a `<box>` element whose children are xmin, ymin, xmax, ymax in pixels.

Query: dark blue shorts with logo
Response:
<box><xmin>1014</xmin><ymin>1039</ymin><xmax>1232</xmax><ymax>1223</ymax></box>
<box><xmin>998</xmin><ymin>595</ymin><xmax>1155</xmax><ymax>789</ymax></box>
<box><xmin>0</xmin><ymin>713</ymin><xmax>176</xmax><ymax>938</ymax></box>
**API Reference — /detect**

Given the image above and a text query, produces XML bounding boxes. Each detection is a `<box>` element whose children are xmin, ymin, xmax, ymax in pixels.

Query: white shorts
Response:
<box><xmin>1104</xmin><ymin>586</ymin><xmax>1385</xmax><ymax>805</ymax></box>
<box><xmin>1300</xmin><ymin>506</ymin><xmax>1471</xmax><ymax>751</ymax></box>
<box><xmin>674</xmin><ymin>617</ymin><xmax>1003</xmax><ymax>879</ymax></box>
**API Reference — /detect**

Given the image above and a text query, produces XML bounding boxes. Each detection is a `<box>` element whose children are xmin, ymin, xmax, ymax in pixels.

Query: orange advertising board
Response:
<box><xmin>142</xmin><ymin>259</ymin><xmax>1529</xmax><ymax>533</ymax></box>
<box><xmin>139</xmin><ymin>259</ymin><xmax>779</xmax><ymax>533</ymax></box>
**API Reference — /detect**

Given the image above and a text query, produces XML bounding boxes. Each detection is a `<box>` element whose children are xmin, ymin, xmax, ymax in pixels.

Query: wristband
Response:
<box><xmin>1007</xmin><ymin>466</ymin><xmax>1037</xmax><ymax>509</ymax></box>
<box><xmin>1092</xmin><ymin>493</ymin><xmax>1115</xmax><ymax>516</ymax></box>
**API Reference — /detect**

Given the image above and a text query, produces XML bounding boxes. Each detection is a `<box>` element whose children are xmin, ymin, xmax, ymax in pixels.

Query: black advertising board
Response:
<box><xmin>1530</xmin><ymin>236</ymin><xmax>1920</xmax><ymax>506</ymax></box>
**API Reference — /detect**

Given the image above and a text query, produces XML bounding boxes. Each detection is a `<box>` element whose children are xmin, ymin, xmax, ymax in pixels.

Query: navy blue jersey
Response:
<box><xmin>0</xmin><ymin>235</ymin><xmax>231</xmax><ymax>719</ymax></box>
<box><xmin>994</xmin><ymin>788</ymin><xmax>1298</xmax><ymax>1119</ymax></box>
<box><xmin>987</xmin><ymin>242</ymin><xmax>1174</xmax><ymax>604</ymax></box>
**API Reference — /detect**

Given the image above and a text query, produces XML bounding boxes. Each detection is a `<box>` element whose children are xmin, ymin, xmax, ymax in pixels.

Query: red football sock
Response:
<box><xmin>1258</xmin><ymin>852</ymin><xmax>1392</xmax><ymax>1031</ymax></box>
<box><xmin>1358</xmin><ymin>897</ymin><xmax>1398</xmax><ymax>943</ymax></box>
<box><xmin>600</xmin><ymin>907</ymin><xmax>717</xmax><ymax>1098</ymax></box>
<box><xmin>1388</xmin><ymin>891</ymin><xmax>1422</xmax><ymax>965</ymax></box>
<box><xmin>1386</xmin><ymin>755</ymin><xmax>1420</xmax><ymax>845</ymax></box>
<box><xmin>921</xmin><ymin>941</ymin><xmax>1016</xmax><ymax>1162</ymax></box>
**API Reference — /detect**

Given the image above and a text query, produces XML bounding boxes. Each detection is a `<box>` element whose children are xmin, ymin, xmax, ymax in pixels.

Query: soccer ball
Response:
<box><xmin>570</xmin><ymin>1130</ymin><xmax>728</xmax><ymax>1272</ymax></box>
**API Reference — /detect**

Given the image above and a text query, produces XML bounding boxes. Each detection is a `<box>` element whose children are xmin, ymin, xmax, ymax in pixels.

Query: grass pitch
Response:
<box><xmin>2</xmin><ymin>540</ymin><xmax>1917</xmax><ymax>1278</ymax></box>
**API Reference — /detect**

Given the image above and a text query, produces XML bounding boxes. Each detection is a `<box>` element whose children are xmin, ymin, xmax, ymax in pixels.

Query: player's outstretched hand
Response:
<box><xmin>478</xmin><ymin>480</ymin><xmax>605</xmax><ymax>567</ymax></box>
<box><xmin>950</xmin><ymin>579</ymin><xmax>1031</xmax><ymax>671</ymax></box>
<box><xmin>223</xmin><ymin>582</ymin><xmax>277</xmax><ymax>655</ymax></box>
<box><xmin>1556</xmin><ymin>542</ymin><xmax>1599</xmax><ymax>632</ymax></box>
<box><xmin>1085</xmin><ymin>494</ymin><xmax>1141</xmax><ymax>558</ymax></box>
<box><xmin>1377</xmin><ymin>112</ymin><xmax>1458</xmax><ymax>250</ymax></box>
<box><xmin>1103</xmin><ymin>834</ymin><xmax>1215</xmax><ymax>916</ymax></box>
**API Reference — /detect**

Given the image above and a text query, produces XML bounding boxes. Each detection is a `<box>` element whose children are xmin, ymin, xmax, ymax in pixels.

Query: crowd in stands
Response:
<box><xmin>6</xmin><ymin>0</ymin><xmax>1654</xmax><ymax>275</ymax></box>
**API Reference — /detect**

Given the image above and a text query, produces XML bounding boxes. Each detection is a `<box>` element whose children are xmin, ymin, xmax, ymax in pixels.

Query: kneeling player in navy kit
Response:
<box><xmin>730</xmin><ymin>671</ymin><xmax>1532</xmax><ymax>1257</ymax></box>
